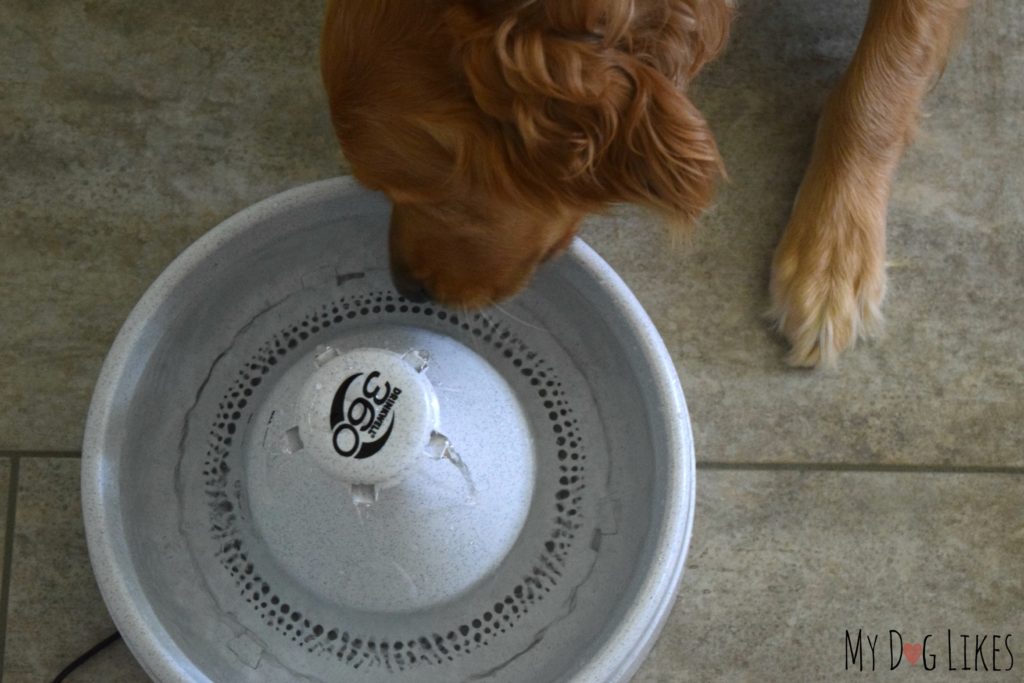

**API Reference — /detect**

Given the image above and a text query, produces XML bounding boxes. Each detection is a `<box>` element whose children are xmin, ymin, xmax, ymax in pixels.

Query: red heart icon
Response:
<box><xmin>904</xmin><ymin>642</ymin><xmax>923</xmax><ymax>666</ymax></box>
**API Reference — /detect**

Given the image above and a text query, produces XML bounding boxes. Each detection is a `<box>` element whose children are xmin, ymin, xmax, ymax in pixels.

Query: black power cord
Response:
<box><xmin>50</xmin><ymin>631</ymin><xmax>122</xmax><ymax>683</ymax></box>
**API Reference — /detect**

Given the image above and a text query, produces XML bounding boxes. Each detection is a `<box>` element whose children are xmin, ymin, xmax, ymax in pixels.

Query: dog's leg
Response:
<box><xmin>769</xmin><ymin>0</ymin><xmax>968</xmax><ymax>367</ymax></box>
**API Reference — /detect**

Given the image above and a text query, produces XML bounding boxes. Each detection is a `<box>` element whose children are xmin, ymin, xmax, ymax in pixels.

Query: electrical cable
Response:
<box><xmin>49</xmin><ymin>631</ymin><xmax>122</xmax><ymax>683</ymax></box>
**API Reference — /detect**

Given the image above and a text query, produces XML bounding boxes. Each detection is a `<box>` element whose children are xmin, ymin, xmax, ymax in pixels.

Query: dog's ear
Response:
<box><xmin>596</xmin><ymin>60</ymin><xmax>724</xmax><ymax>224</ymax></box>
<box><xmin>446</xmin><ymin>0</ymin><xmax>730</xmax><ymax>223</ymax></box>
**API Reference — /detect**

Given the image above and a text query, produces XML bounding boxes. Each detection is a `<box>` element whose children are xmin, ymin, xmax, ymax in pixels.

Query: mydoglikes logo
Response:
<box><xmin>845</xmin><ymin>630</ymin><xmax>1014</xmax><ymax>672</ymax></box>
<box><xmin>330</xmin><ymin>371</ymin><xmax>403</xmax><ymax>459</ymax></box>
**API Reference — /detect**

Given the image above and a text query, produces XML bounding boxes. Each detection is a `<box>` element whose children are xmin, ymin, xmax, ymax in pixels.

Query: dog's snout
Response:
<box><xmin>394</xmin><ymin>276</ymin><xmax>431</xmax><ymax>303</ymax></box>
<box><xmin>389</xmin><ymin>258</ymin><xmax>431</xmax><ymax>303</ymax></box>
<box><xmin>389</xmin><ymin>216</ymin><xmax>432</xmax><ymax>303</ymax></box>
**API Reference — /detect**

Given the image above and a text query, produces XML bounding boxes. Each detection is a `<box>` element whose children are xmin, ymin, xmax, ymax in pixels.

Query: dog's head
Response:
<box><xmin>322</xmin><ymin>0</ymin><xmax>729</xmax><ymax>307</ymax></box>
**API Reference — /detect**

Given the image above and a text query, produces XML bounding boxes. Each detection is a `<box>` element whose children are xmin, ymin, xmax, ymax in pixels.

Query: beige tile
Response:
<box><xmin>2</xmin><ymin>1</ymin><xmax>1020</xmax><ymax>467</ymax></box>
<box><xmin>0</xmin><ymin>0</ymin><xmax>343</xmax><ymax>451</ymax></box>
<box><xmin>0</xmin><ymin>453</ymin><xmax>1019</xmax><ymax>682</ymax></box>
<box><xmin>2</xmin><ymin>458</ymin><xmax>148</xmax><ymax>682</ymax></box>
<box><xmin>632</xmin><ymin>469</ymin><xmax>1024</xmax><ymax>682</ymax></box>
<box><xmin>3</xmin><ymin>639</ymin><xmax>150</xmax><ymax>683</ymax></box>
<box><xmin>582</xmin><ymin>0</ymin><xmax>1024</xmax><ymax>467</ymax></box>
<box><xmin>0</xmin><ymin>459</ymin><xmax>9</xmax><ymax>593</ymax></box>
<box><xmin>76</xmin><ymin>638</ymin><xmax>152</xmax><ymax>683</ymax></box>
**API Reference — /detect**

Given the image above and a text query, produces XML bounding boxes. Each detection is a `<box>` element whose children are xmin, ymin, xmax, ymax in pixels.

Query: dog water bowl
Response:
<box><xmin>82</xmin><ymin>178</ymin><xmax>695</xmax><ymax>682</ymax></box>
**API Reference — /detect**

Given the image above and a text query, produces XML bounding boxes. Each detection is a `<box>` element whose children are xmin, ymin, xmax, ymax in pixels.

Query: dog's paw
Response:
<box><xmin>769</xmin><ymin>177</ymin><xmax>887</xmax><ymax>368</ymax></box>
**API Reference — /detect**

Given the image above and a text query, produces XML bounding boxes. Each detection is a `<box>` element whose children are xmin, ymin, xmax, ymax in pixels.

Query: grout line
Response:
<box><xmin>697</xmin><ymin>460</ymin><xmax>1024</xmax><ymax>475</ymax></box>
<box><xmin>0</xmin><ymin>451</ymin><xmax>79</xmax><ymax>460</ymax></box>
<box><xmin>6</xmin><ymin>452</ymin><xmax>1019</xmax><ymax>474</ymax></box>
<box><xmin>6</xmin><ymin>451</ymin><xmax>1019</xmax><ymax>475</ymax></box>
<box><xmin>0</xmin><ymin>456</ymin><xmax>21</xmax><ymax>679</ymax></box>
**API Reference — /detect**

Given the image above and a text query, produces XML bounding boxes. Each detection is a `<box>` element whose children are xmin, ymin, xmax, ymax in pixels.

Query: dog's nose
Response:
<box><xmin>394</xmin><ymin>277</ymin><xmax>431</xmax><ymax>303</ymax></box>
<box><xmin>390</xmin><ymin>261</ymin><xmax>432</xmax><ymax>303</ymax></box>
<box><xmin>388</xmin><ymin>215</ymin><xmax>432</xmax><ymax>303</ymax></box>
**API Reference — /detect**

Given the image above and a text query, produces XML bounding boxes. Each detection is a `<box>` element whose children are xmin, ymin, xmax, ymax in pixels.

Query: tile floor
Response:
<box><xmin>1</xmin><ymin>0</ymin><xmax>1021</xmax><ymax>681</ymax></box>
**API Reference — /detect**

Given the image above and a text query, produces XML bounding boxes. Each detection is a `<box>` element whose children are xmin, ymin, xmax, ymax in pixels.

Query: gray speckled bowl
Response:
<box><xmin>82</xmin><ymin>177</ymin><xmax>695</xmax><ymax>683</ymax></box>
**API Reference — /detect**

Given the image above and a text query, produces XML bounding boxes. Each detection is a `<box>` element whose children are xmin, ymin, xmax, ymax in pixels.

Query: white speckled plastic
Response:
<box><xmin>81</xmin><ymin>177</ymin><xmax>696</xmax><ymax>683</ymax></box>
<box><xmin>295</xmin><ymin>346</ymin><xmax>440</xmax><ymax>495</ymax></box>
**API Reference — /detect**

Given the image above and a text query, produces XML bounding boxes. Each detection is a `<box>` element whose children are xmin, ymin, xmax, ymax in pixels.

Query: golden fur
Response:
<box><xmin>770</xmin><ymin>0</ymin><xmax>969</xmax><ymax>366</ymax></box>
<box><xmin>322</xmin><ymin>0</ymin><xmax>968</xmax><ymax>366</ymax></box>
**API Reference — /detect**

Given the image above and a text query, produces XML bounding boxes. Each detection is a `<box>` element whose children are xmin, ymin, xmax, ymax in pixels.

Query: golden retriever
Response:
<box><xmin>321</xmin><ymin>0</ymin><xmax>968</xmax><ymax>366</ymax></box>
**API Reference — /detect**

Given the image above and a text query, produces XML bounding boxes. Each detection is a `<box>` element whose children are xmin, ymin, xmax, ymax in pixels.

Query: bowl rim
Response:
<box><xmin>81</xmin><ymin>176</ymin><xmax>695</xmax><ymax>683</ymax></box>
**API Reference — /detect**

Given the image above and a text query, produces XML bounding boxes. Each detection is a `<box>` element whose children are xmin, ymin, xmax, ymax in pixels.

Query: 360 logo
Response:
<box><xmin>329</xmin><ymin>371</ymin><xmax>403</xmax><ymax>459</ymax></box>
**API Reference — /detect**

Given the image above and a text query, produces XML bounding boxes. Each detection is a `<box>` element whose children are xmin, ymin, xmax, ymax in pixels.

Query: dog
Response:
<box><xmin>320</xmin><ymin>0</ymin><xmax>968</xmax><ymax>366</ymax></box>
